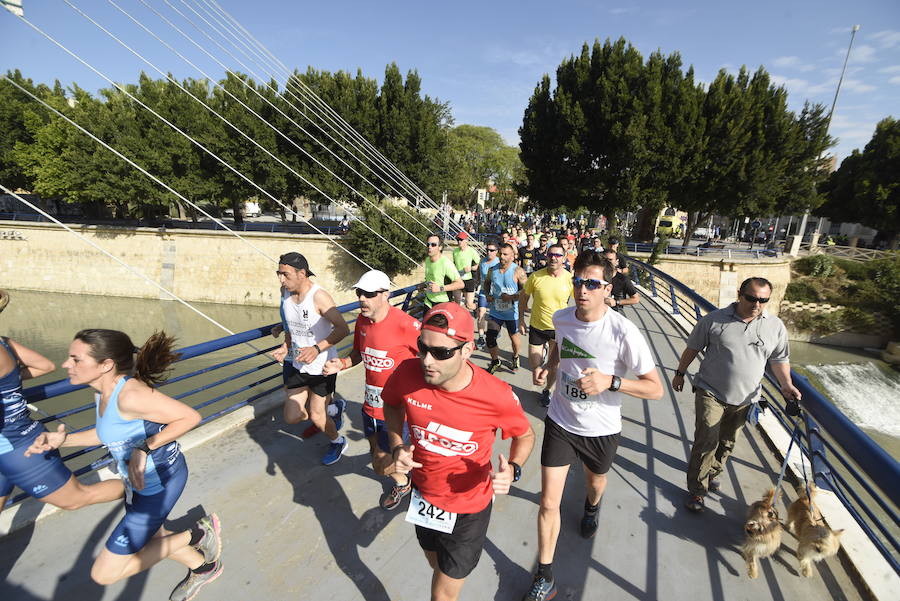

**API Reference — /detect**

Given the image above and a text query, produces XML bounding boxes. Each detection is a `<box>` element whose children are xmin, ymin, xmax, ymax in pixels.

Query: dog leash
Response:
<box><xmin>798</xmin><ymin>441</ymin><xmax>826</xmax><ymax>525</ymax></box>
<box><xmin>770</xmin><ymin>420</ymin><xmax>802</xmax><ymax>507</ymax></box>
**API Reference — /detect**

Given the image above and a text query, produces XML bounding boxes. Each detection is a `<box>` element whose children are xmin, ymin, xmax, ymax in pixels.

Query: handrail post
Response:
<box><xmin>694</xmin><ymin>303</ymin><xmax>701</xmax><ymax>320</ymax></box>
<box><xmin>804</xmin><ymin>413</ymin><xmax>833</xmax><ymax>491</ymax></box>
<box><xmin>649</xmin><ymin>273</ymin><xmax>658</xmax><ymax>297</ymax></box>
<box><xmin>669</xmin><ymin>284</ymin><xmax>680</xmax><ymax>315</ymax></box>
<box><xmin>401</xmin><ymin>289</ymin><xmax>415</xmax><ymax>312</ymax></box>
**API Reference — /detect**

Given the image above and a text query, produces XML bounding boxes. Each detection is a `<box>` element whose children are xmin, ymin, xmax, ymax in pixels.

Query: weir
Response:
<box><xmin>2</xmin><ymin>262</ymin><xmax>897</xmax><ymax>601</ymax></box>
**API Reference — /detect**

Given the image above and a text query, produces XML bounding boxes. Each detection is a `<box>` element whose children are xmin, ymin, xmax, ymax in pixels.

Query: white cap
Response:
<box><xmin>352</xmin><ymin>270</ymin><xmax>391</xmax><ymax>292</ymax></box>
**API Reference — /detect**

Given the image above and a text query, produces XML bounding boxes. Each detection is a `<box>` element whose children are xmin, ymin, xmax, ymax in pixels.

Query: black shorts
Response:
<box><xmin>282</xmin><ymin>363</ymin><xmax>336</xmax><ymax>396</ymax></box>
<box><xmin>528</xmin><ymin>328</ymin><xmax>555</xmax><ymax>346</ymax></box>
<box><xmin>461</xmin><ymin>278</ymin><xmax>476</xmax><ymax>293</ymax></box>
<box><xmin>541</xmin><ymin>417</ymin><xmax>620</xmax><ymax>475</ymax></box>
<box><xmin>415</xmin><ymin>499</ymin><xmax>493</xmax><ymax>579</ymax></box>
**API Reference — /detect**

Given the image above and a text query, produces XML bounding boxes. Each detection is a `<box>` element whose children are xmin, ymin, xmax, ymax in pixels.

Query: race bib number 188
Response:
<box><xmin>561</xmin><ymin>372</ymin><xmax>598</xmax><ymax>404</ymax></box>
<box><xmin>405</xmin><ymin>488</ymin><xmax>457</xmax><ymax>533</ymax></box>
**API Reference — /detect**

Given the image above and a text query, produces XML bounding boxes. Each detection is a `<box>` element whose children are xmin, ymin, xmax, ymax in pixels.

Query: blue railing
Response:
<box><xmin>10</xmin><ymin>284</ymin><xmax>423</xmax><ymax>507</ymax></box>
<box><xmin>626</xmin><ymin>256</ymin><xmax>900</xmax><ymax>574</ymax></box>
<box><xmin>625</xmin><ymin>241</ymin><xmax>781</xmax><ymax>258</ymax></box>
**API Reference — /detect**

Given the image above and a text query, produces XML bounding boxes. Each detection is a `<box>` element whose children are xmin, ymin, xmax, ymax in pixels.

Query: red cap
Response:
<box><xmin>456</xmin><ymin>231</ymin><xmax>469</xmax><ymax>240</ymax></box>
<box><xmin>421</xmin><ymin>302</ymin><xmax>474</xmax><ymax>342</ymax></box>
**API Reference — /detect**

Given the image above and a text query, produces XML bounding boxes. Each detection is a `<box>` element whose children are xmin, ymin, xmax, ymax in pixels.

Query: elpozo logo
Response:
<box><xmin>361</xmin><ymin>347</ymin><xmax>395</xmax><ymax>372</ymax></box>
<box><xmin>411</xmin><ymin>421</ymin><xmax>478</xmax><ymax>457</ymax></box>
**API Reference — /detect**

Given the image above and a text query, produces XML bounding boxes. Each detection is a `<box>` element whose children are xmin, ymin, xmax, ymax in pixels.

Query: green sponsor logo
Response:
<box><xmin>560</xmin><ymin>338</ymin><xmax>594</xmax><ymax>359</ymax></box>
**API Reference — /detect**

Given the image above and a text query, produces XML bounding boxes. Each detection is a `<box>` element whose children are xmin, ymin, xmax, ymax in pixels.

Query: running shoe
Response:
<box><xmin>381</xmin><ymin>477</ymin><xmax>412</xmax><ymax>511</ymax></box>
<box><xmin>332</xmin><ymin>398</ymin><xmax>347</xmax><ymax>431</ymax></box>
<box><xmin>322</xmin><ymin>437</ymin><xmax>349</xmax><ymax>465</ymax></box>
<box><xmin>192</xmin><ymin>513</ymin><xmax>222</xmax><ymax>563</ymax></box>
<box><xmin>539</xmin><ymin>389</ymin><xmax>551</xmax><ymax>408</ymax></box>
<box><xmin>580</xmin><ymin>510</ymin><xmax>599</xmax><ymax>539</ymax></box>
<box><xmin>510</xmin><ymin>356</ymin><xmax>520</xmax><ymax>370</ymax></box>
<box><xmin>476</xmin><ymin>335</ymin><xmax>487</xmax><ymax>350</ymax></box>
<box><xmin>522</xmin><ymin>574</ymin><xmax>557</xmax><ymax>601</ymax></box>
<box><xmin>487</xmin><ymin>359</ymin><xmax>502</xmax><ymax>375</ymax></box>
<box><xmin>169</xmin><ymin>560</ymin><xmax>223</xmax><ymax>601</ymax></box>
<box><xmin>708</xmin><ymin>478</ymin><xmax>721</xmax><ymax>493</ymax></box>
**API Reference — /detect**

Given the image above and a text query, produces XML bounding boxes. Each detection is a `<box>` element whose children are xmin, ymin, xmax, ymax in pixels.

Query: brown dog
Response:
<box><xmin>742</xmin><ymin>488</ymin><xmax>783</xmax><ymax>578</ymax></box>
<box><xmin>786</xmin><ymin>484</ymin><xmax>844</xmax><ymax>577</ymax></box>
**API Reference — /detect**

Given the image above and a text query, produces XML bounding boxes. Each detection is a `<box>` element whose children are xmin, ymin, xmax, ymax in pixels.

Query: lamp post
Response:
<box><xmin>798</xmin><ymin>24</ymin><xmax>860</xmax><ymax>241</ymax></box>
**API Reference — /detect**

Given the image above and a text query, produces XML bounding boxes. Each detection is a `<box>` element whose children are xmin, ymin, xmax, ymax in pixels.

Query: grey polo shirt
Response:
<box><xmin>686</xmin><ymin>303</ymin><xmax>789</xmax><ymax>406</ymax></box>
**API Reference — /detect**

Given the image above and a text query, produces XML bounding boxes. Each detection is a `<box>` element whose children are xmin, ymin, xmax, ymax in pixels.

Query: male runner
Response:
<box><xmin>602</xmin><ymin>249</ymin><xmax>640</xmax><ymax>313</ymax></box>
<box><xmin>519</xmin><ymin>242</ymin><xmax>573</xmax><ymax>408</ymax></box>
<box><xmin>383</xmin><ymin>303</ymin><xmax>535</xmax><ymax>601</ymax></box>
<box><xmin>424</xmin><ymin>234</ymin><xmax>464</xmax><ymax>310</ymax></box>
<box><xmin>452</xmin><ymin>232</ymin><xmax>480</xmax><ymax>311</ymax></box>
<box><xmin>522</xmin><ymin>252</ymin><xmax>662</xmax><ymax>601</ymax></box>
<box><xmin>323</xmin><ymin>270</ymin><xmax>420</xmax><ymax>509</ymax></box>
<box><xmin>484</xmin><ymin>243</ymin><xmax>528</xmax><ymax>374</ymax></box>
<box><xmin>519</xmin><ymin>233</ymin><xmax>539</xmax><ymax>275</ymax></box>
<box><xmin>473</xmin><ymin>240</ymin><xmax>500</xmax><ymax>349</ymax></box>
<box><xmin>272</xmin><ymin>252</ymin><xmax>351</xmax><ymax>466</ymax></box>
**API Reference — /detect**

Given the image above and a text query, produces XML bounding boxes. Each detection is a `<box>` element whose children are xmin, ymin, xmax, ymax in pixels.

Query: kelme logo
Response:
<box><xmin>560</xmin><ymin>338</ymin><xmax>594</xmax><ymax>359</ymax></box>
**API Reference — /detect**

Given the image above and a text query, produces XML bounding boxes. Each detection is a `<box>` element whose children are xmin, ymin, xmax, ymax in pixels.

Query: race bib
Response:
<box><xmin>560</xmin><ymin>371</ymin><xmax>598</xmax><ymax>404</ymax></box>
<box><xmin>364</xmin><ymin>384</ymin><xmax>384</xmax><ymax>408</ymax></box>
<box><xmin>405</xmin><ymin>488</ymin><xmax>457</xmax><ymax>533</ymax></box>
<box><xmin>495</xmin><ymin>298</ymin><xmax>512</xmax><ymax>311</ymax></box>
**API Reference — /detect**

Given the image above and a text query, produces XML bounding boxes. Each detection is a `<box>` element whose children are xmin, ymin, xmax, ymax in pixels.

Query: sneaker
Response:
<box><xmin>301</xmin><ymin>424</ymin><xmax>320</xmax><ymax>439</ymax></box>
<box><xmin>510</xmin><ymin>356</ymin><xmax>520</xmax><ymax>370</ymax></box>
<box><xmin>522</xmin><ymin>574</ymin><xmax>557</xmax><ymax>601</ymax></box>
<box><xmin>487</xmin><ymin>359</ymin><xmax>502</xmax><ymax>375</ymax></box>
<box><xmin>322</xmin><ymin>438</ymin><xmax>349</xmax><ymax>465</ymax></box>
<box><xmin>169</xmin><ymin>561</ymin><xmax>223</xmax><ymax>601</ymax></box>
<box><xmin>580</xmin><ymin>511</ymin><xmax>599</xmax><ymax>538</ymax></box>
<box><xmin>381</xmin><ymin>477</ymin><xmax>412</xmax><ymax>511</ymax></box>
<box><xmin>685</xmin><ymin>494</ymin><xmax>705</xmax><ymax>513</ymax></box>
<box><xmin>708</xmin><ymin>478</ymin><xmax>721</xmax><ymax>493</ymax></box>
<box><xmin>539</xmin><ymin>389</ymin><xmax>551</xmax><ymax>408</ymax></box>
<box><xmin>192</xmin><ymin>514</ymin><xmax>221</xmax><ymax>563</ymax></box>
<box><xmin>476</xmin><ymin>335</ymin><xmax>487</xmax><ymax>350</ymax></box>
<box><xmin>332</xmin><ymin>398</ymin><xmax>346</xmax><ymax>431</ymax></box>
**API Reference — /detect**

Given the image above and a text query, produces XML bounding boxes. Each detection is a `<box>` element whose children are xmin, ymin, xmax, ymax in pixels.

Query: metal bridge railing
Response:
<box><xmin>627</xmin><ymin>256</ymin><xmax>900</xmax><ymax>574</ymax></box>
<box><xmin>625</xmin><ymin>241</ymin><xmax>781</xmax><ymax>259</ymax></box>
<box><xmin>10</xmin><ymin>284</ymin><xmax>423</xmax><ymax>507</ymax></box>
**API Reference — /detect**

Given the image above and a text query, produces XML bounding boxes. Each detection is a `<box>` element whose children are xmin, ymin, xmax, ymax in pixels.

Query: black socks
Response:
<box><xmin>537</xmin><ymin>562</ymin><xmax>553</xmax><ymax>581</ymax></box>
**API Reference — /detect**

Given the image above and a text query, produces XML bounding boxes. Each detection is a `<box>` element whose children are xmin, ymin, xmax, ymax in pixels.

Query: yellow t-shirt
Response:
<box><xmin>523</xmin><ymin>267</ymin><xmax>573</xmax><ymax>331</ymax></box>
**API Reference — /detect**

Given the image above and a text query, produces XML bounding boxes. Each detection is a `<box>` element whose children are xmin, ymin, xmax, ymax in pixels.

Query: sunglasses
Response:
<box><xmin>427</xmin><ymin>242</ymin><xmax>441</xmax><ymax>247</ymax></box>
<box><xmin>573</xmin><ymin>277</ymin><xmax>609</xmax><ymax>290</ymax></box>
<box><xmin>417</xmin><ymin>339</ymin><xmax>467</xmax><ymax>360</ymax></box>
<box><xmin>547</xmin><ymin>252</ymin><xmax>565</xmax><ymax>258</ymax></box>
<box><xmin>742</xmin><ymin>293</ymin><xmax>770</xmax><ymax>304</ymax></box>
<box><xmin>356</xmin><ymin>288</ymin><xmax>383</xmax><ymax>298</ymax></box>
<box><xmin>487</xmin><ymin>248</ymin><xmax>498</xmax><ymax>252</ymax></box>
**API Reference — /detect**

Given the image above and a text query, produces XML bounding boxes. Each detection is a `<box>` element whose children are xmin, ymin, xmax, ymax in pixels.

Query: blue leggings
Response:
<box><xmin>105</xmin><ymin>456</ymin><xmax>188</xmax><ymax>555</ymax></box>
<box><xmin>0</xmin><ymin>426</ymin><xmax>71</xmax><ymax>499</ymax></box>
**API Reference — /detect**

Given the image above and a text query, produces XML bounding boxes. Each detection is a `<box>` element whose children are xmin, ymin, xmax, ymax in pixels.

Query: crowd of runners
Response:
<box><xmin>1</xmin><ymin>221</ymin><xmax>800</xmax><ymax>601</ymax></box>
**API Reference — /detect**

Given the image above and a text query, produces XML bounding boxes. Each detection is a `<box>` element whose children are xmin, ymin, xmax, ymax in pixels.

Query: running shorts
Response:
<box><xmin>361</xmin><ymin>408</ymin><xmax>409</xmax><ymax>453</ymax></box>
<box><xmin>415</xmin><ymin>499</ymin><xmax>493</xmax><ymax>579</ymax></box>
<box><xmin>0</xmin><ymin>425</ymin><xmax>71</xmax><ymax>498</ymax></box>
<box><xmin>477</xmin><ymin>294</ymin><xmax>488</xmax><ymax>309</ymax></box>
<box><xmin>540</xmin><ymin>416</ymin><xmax>620</xmax><ymax>475</ymax></box>
<box><xmin>488</xmin><ymin>316</ymin><xmax>518</xmax><ymax>336</ymax></box>
<box><xmin>462</xmin><ymin>279</ymin><xmax>476</xmax><ymax>293</ymax></box>
<box><xmin>528</xmin><ymin>328</ymin><xmax>555</xmax><ymax>347</ymax></box>
<box><xmin>283</xmin><ymin>363</ymin><xmax>337</xmax><ymax>396</ymax></box>
<box><xmin>105</xmin><ymin>454</ymin><xmax>188</xmax><ymax>555</ymax></box>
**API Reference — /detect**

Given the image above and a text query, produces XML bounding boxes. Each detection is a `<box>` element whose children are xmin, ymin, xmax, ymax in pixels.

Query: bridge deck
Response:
<box><xmin>0</xmin><ymin>300</ymin><xmax>866</xmax><ymax>601</ymax></box>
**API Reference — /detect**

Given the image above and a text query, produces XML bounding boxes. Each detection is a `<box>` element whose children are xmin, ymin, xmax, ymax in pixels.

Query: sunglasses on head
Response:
<box><xmin>356</xmin><ymin>288</ymin><xmax>383</xmax><ymax>298</ymax></box>
<box><xmin>417</xmin><ymin>339</ymin><xmax>467</xmax><ymax>361</ymax></box>
<box><xmin>572</xmin><ymin>277</ymin><xmax>609</xmax><ymax>290</ymax></box>
<box><xmin>742</xmin><ymin>293</ymin><xmax>770</xmax><ymax>304</ymax></box>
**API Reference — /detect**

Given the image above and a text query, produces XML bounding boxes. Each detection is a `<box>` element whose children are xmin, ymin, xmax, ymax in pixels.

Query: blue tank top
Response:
<box><xmin>0</xmin><ymin>338</ymin><xmax>41</xmax><ymax>454</ymax></box>
<box><xmin>489</xmin><ymin>263</ymin><xmax>520</xmax><ymax>320</ymax></box>
<box><xmin>96</xmin><ymin>377</ymin><xmax>184</xmax><ymax>496</ymax></box>
<box><xmin>478</xmin><ymin>257</ymin><xmax>499</xmax><ymax>281</ymax></box>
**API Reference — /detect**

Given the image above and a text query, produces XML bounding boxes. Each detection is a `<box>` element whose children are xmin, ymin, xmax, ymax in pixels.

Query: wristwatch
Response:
<box><xmin>675</xmin><ymin>370</ymin><xmax>685</xmax><ymax>378</ymax></box>
<box><xmin>439</xmin><ymin>285</ymin><xmax>445</xmax><ymax>292</ymax></box>
<box><xmin>137</xmin><ymin>440</ymin><xmax>152</xmax><ymax>454</ymax></box>
<box><xmin>510</xmin><ymin>461</ymin><xmax>522</xmax><ymax>482</ymax></box>
<box><xmin>609</xmin><ymin>375</ymin><xmax>622</xmax><ymax>392</ymax></box>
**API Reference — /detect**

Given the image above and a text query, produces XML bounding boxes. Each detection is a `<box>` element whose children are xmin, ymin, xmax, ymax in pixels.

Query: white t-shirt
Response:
<box><xmin>548</xmin><ymin>306</ymin><xmax>656</xmax><ymax>436</ymax></box>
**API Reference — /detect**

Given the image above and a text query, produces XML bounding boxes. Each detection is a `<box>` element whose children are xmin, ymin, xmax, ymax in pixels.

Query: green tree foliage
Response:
<box><xmin>344</xmin><ymin>201</ymin><xmax>425</xmax><ymax>277</ymax></box>
<box><xmin>818</xmin><ymin>117</ymin><xmax>900</xmax><ymax>248</ymax></box>
<box><xmin>519</xmin><ymin>39</ymin><xmax>832</xmax><ymax>241</ymax></box>
<box><xmin>445</xmin><ymin>125</ymin><xmax>522</xmax><ymax>207</ymax></box>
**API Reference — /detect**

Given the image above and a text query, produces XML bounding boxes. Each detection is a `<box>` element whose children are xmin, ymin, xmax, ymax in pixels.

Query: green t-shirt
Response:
<box><xmin>424</xmin><ymin>255</ymin><xmax>461</xmax><ymax>305</ymax></box>
<box><xmin>453</xmin><ymin>246</ymin><xmax>480</xmax><ymax>281</ymax></box>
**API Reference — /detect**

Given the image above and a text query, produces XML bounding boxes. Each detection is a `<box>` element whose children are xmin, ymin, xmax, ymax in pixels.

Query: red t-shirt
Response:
<box><xmin>354</xmin><ymin>306</ymin><xmax>421</xmax><ymax>420</ymax></box>
<box><xmin>382</xmin><ymin>358</ymin><xmax>531</xmax><ymax>514</ymax></box>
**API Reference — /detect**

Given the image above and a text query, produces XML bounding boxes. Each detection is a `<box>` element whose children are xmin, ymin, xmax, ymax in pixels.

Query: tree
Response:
<box><xmin>818</xmin><ymin>117</ymin><xmax>900</xmax><ymax>248</ymax></box>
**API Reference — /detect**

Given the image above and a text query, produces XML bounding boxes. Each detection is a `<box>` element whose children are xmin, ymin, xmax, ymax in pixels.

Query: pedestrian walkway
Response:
<box><xmin>0</xmin><ymin>301</ymin><xmax>866</xmax><ymax>601</ymax></box>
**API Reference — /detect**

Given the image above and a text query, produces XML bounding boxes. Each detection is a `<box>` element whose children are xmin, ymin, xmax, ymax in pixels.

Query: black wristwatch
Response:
<box><xmin>510</xmin><ymin>461</ymin><xmax>522</xmax><ymax>482</ymax></box>
<box><xmin>675</xmin><ymin>370</ymin><xmax>686</xmax><ymax>378</ymax></box>
<box><xmin>137</xmin><ymin>440</ymin><xmax>152</xmax><ymax>454</ymax></box>
<box><xmin>609</xmin><ymin>375</ymin><xmax>622</xmax><ymax>392</ymax></box>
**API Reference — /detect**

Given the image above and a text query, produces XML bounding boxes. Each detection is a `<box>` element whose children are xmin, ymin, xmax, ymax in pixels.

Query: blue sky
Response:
<box><xmin>2</xmin><ymin>0</ymin><xmax>898</xmax><ymax>166</ymax></box>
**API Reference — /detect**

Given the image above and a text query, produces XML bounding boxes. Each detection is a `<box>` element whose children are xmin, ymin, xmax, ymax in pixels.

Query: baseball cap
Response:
<box><xmin>278</xmin><ymin>252</ymin><xmax>315</xmax><ymax>276</ymax></box>
<box><xmin>352</xmin><ymin>270</ymin><xmax>391</xmax><ymax>293</ymax></box>
<box><xmin>456</xmin><ymin>231</ymin><xmax>469</xmax><ymax>240</ymax></box>
<box><xmin>421</xmin><ymin>302</ymin><xmax>474</xmax><ymax>342</ymax></box>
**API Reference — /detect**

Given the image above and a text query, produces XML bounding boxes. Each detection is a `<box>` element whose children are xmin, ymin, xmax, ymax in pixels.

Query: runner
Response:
<box><xmin>473</xmin><ymin>240</ymin><xmax>500</xmax><ymax>350</ymax></box>
<box><xmin>484</xmin><ymin>243</ymin><xmax>528</xmax><ymax>374</ymax></box>
<box><xmin>518</xmin><ymin>243</ymin><xmax>573</xmax><ymax>408</ymax></box>
<box><xmin>27</xmin><ymin>329</ymin><xmax>223</xmax><ymax>601</ymax></box>
<box><xmin>519</xmin><ymin>233</ymin><xmax>539</xmax><ymax>275</ymax></box>
<box><xmin>1</xmin><ymin>290</ymin><xmax>124</xmax><ymax>514</ymax></box>
<box><xmin>272</xmin><ymin>252</ymin><xmax>351</xmax><ymax>465</ymax></box>
<box><xmin>602</xmin><ymin>249</ymin><xmax>640</xmax><ymax>313</ymax></box>
<box><xmin>423</xmin><ymin>234</ymin><xmax>465</xmax><ymax>310</ymax></box>
<box><xmin>382</xmin><ymin>302</ymin><xmax>535</xmax><ymax>601</ymax></box>
<box><xmin>522</xmin><ymin>253</ymin><xmax>662</xmax><ymax>601</ymax></box>
<box><xmin>452</xmin><ymin>232</ymin><xmax>480</xmax><ymax>311</ymax></box>
<box><xmin>322</xmin><ymin>270</ymin><xmax>420</xmax><ymax>510</ymax></box>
